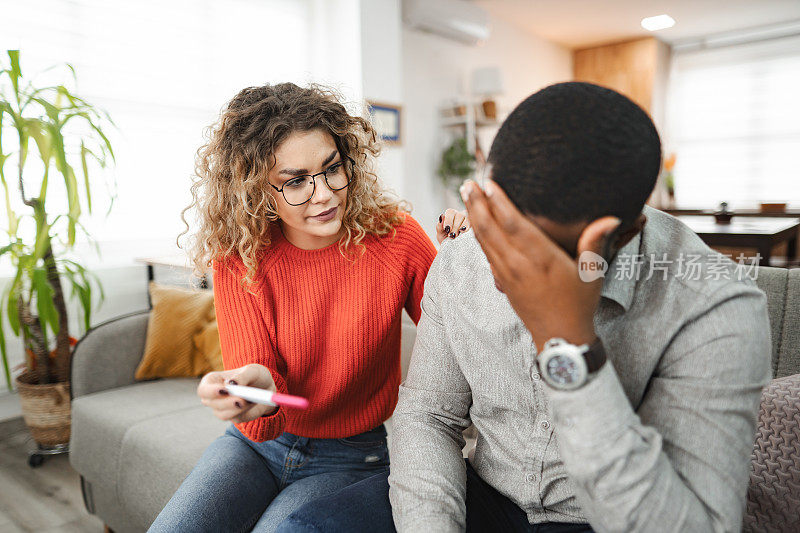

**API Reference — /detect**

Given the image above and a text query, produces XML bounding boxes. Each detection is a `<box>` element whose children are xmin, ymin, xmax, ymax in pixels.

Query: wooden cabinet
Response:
<box><xmin>573</xmin><ymin>37</ymin><xmax>670</xmax><ymax>124</ymax></box>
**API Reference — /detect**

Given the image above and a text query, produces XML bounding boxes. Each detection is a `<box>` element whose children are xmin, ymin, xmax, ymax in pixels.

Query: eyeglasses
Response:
<box><xmin>269</xmin><ymin>156</ymin><xmax>354</xmax><ymax>206</ymax></box>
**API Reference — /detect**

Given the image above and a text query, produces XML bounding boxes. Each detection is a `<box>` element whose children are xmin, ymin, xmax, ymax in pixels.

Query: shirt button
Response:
<box><xmin>531</xmin><ymin>372</ymin><xmax>541</xmax><ymax>381</ymax></box>
<box><xmin>540</xmin><ymin>420</ymin><xmax>550</xmax><ymax>430</ymax></box>
<box><xmin>442</xmin><ymin>404</ymin><xmax>452</xmax><ymax>413</ymax></box>
<box><xmin>525</xmin><ymin>473</ymin><xmax>536</xmax><ymax>483</ymax></box>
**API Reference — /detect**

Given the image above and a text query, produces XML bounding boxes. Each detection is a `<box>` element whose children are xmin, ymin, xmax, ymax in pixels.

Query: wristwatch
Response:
<box><xmin>537</xmin><ymin>337</ymin><xmax>607</xmax><ymax>391</ymax></box>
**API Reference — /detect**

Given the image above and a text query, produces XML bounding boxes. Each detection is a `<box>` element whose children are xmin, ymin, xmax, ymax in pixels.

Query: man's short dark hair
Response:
<box><xmin>488</xmin><ymin>82</ymin><xmax>661</xmax><ymax>228</ymax></box>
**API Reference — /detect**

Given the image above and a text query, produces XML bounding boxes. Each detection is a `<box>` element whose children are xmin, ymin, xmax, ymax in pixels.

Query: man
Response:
<box><xmin>278</xmin><ymin>82</ymin><xmax>771</xmax><ymax>532</ymax></box>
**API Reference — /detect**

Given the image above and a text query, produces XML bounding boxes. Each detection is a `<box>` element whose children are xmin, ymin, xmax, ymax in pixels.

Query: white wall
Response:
<box><xmin>309</xmin><ymin>0</ymin><xmax>363</xmax><ymax>101</ymax></box>
<box><xmin>401</xmin><ymin>14</ymin><xmax>573</xmax><ymax>236</ymax></box>
<box><xmin>360</xmin><ymin>0</ymin><xmax>405</xmax><ymax>197</ymax></box>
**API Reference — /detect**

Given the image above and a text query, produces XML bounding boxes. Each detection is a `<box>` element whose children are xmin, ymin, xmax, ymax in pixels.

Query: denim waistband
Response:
<box><xmin>278</xmin><ymin>424</ymin><xmax>387</xmax><ymax>446</ymax></box>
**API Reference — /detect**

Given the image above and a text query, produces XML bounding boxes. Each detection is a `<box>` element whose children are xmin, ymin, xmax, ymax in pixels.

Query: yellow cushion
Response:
<box><xmin>193</xmin><ymin>318</ymin><xmax>224</xmax><ymax>372</ymax></box>
<box><xmin>135</xmin><ymin>282</ymin><xmax>216</xmax><ymax>380</ymax></box>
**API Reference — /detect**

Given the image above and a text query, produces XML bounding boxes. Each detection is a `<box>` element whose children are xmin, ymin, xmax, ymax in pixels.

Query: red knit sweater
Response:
<box><xmin>212</xmin><ymin>214</ymin><xmax>436</xmax><ymax>442</ymax></box>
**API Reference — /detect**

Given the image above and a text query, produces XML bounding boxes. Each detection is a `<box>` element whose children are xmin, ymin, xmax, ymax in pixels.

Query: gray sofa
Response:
<box><xmin>70</xmin><ymin>309</ymin><xmax>419</xmax><ymax>533</ymax></box>
<box><xmin>70</xmin><ymin>267</ymin><xmax>800</xmax><ymax>532</ymax></box>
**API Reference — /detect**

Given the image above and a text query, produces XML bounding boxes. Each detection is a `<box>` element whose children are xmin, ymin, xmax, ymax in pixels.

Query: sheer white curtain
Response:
<box><xmin>1</xmin><ymin>0</ymin><xmax>318</xmax><ymax>266</ymax></box>
<box><xmin>667</xmin><ymin>34</ymin><xmax>800</xmax><ymax>209</ymax></box>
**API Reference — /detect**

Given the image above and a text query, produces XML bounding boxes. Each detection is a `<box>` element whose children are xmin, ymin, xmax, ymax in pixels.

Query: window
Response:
<box><xmin>667</xmin><ymin>34</ymin><xmax>800</xmax><ymax>209</ymax></box>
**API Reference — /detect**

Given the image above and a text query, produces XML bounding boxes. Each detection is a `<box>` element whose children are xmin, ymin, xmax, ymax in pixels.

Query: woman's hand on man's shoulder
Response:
<box><xmin>435</xmin><ymin>209</ymin><xmax>471</xmax><ymax>244</ymax></box>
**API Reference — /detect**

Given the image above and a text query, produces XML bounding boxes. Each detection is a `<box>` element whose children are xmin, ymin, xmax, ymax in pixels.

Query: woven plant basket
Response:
<box><xmin>15</xmin><ymin>371</ymin><xmax>71</xmax><ymax>446</ymax></box>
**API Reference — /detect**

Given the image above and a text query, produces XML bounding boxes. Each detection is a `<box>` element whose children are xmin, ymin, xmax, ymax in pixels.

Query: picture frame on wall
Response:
<box><xmin>367</xmin><ymin>101</ymin><xmax>402</xmax><ymax>145</ymax></box>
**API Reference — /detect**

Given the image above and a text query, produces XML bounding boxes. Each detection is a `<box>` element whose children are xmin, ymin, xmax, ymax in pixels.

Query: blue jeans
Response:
<box><xmin>148</xmin><ymin>423</ymin><xmax>389</xmax><ymax>533</ymax></box>
<box><xmin>279</xmin><ymin>460</ymin><xmax>594</xmax><ymax>533</ymax></box>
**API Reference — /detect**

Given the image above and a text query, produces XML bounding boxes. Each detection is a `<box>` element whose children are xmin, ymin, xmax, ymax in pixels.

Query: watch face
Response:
<box><xmin>546</xmin><ymin>354</ymin><xmax>579</xmax><ymax>386</ymax></box>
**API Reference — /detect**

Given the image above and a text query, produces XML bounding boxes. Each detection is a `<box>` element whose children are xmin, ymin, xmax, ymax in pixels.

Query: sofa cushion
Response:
<box><xmin>755</xmin><ymin>267</ymin><xmax>788</xmax><ymax>375</ymax></box>
<box><xmin>776</xmin><ymin>269</ymin><xmax>800</xmax><ymax>378</ymax></box>
<box><xmin>70</xmin><ymin>378</ymin><xmax>204</xmax><ymax>485</ymax></box>
<box><xmin>117</xmin><ymin>407</ymin><xmax>228</xmax><ymax>531</ymax></box>
<box><xmin>135</xmin><ymin>283</ymin><xmax>216</xmax><ymax>380</ymax></box>
<box><xmin>193</xmin><ymin>319</ymin><xmax>224</xmax><ymax>372</ymax></box>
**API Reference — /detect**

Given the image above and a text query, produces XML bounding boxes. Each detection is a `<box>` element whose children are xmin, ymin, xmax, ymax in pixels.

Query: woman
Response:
<box><xmin>149</xmin><ymin>83</ymin><xmax>468</xmax><ymax>532</ymax></box>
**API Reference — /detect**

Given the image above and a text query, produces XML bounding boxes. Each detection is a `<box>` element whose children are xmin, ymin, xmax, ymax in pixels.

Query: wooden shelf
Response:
<box><xmin>441</xmin><ymin>115</ymin><xmax>499</xmax><ymax>128</ymax></box>
<box><xmin>439</xmin><ymin>99</ymin><xmax>502</xmax><ymax>156</ymax></box>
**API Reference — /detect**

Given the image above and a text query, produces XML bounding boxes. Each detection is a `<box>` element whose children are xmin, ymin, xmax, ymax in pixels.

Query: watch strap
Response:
<box><xmin>583</xmin><ymin>338</ymin><xmax>607</xmax><ymax>373</ymax></box>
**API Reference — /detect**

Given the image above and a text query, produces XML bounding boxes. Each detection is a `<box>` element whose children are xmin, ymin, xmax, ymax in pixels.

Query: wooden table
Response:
<box><xmin>667</xmin><ymin>208</ymin><xmax>800</xmax><ymax>219</ymax></box>
<box><xmin>676</xmin><ymin>216</ymin><xmax>800</xmax><ymax>266</ymax></box>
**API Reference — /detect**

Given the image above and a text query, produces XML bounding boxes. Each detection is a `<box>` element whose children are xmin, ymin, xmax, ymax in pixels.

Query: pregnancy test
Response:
<box><xmin>225</xmin><ymin>384</ymin><xmax>309</xmax><ymax>410</ymax></box>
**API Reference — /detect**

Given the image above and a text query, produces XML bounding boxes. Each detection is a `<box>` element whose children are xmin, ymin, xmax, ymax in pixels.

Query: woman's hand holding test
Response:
<box><xmin>198</xmin><ymin>364</ymin><xmax>277</xmax><ymax>423</ymax></box>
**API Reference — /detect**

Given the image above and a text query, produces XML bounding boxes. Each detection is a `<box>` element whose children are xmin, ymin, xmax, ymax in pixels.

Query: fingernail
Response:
<box><xmin>485</xmin><ymin>181</ymin><xmax>496</xmax><ymax>197</ymax></box>
<box><xmin>460</xmin><ymin>182</ymin><xmax>472</xmax><ymax>202</ymax></box>
<box><xmin>439</xmin><ymin>215</ymin><xmax>443</xmax><ymax>223</ymax></box>
<box><xmin>227</xmin><ymin>379</ymin><xmax>238</xmax><ymax>385</ymax></box>
<box><xmin>460</xmin><ymin>226</ymin><xmax>467</xmax><ymax>231</ymax></box>
<box><xmin>218</xmin><ymin>389</ymin><xmax>229</xmax><ymax>396</ymax></box>
<box><xmin>234</xmin><ymin>401</ymin><xmax>242</xmax><ymax>409</ymax></box>
<box><xmin>450</xmin><ymin>233</ymin><xmax>456</xmax><ymax>239</ymax></box>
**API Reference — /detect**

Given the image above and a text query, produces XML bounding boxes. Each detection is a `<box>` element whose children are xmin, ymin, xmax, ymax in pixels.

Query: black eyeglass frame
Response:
<box><xmin>269</xmin><ymin>156</ymin><xmax>355</xmax><ymax>206</ymax></box>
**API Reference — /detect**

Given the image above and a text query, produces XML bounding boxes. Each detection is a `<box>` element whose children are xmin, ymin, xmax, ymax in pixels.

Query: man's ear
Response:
<box><xmin>613</xmin><ymin>213</ymin><xmax>647</xmax><ymax>251</ymax></box>
<box><xmin>577</xmin><ymin>216</ymin><xmax>623</xmax><ymax>260</ymax></box>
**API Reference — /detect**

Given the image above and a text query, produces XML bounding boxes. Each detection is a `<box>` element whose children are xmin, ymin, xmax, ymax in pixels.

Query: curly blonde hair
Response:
<box><xmin>180</xmin><ymin>83</ymin><xmax>408</xmax><ymax>285</ymax></box>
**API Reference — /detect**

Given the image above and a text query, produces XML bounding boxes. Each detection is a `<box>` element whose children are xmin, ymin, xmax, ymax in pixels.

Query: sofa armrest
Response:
<box><xmin>70</xmin><ymin>310</ymin><xmax>150</xmax><ymax>400</ymax></box>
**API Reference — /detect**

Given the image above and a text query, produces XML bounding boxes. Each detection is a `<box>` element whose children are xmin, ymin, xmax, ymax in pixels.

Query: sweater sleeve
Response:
<box><xmin>213</xmin><ymin>258</ymin><xmax>289</xmax><ymax>442</ymax></box>
<box><xmin>397</xmin><ymin>215</ymin><xmax>437</xmax><ymax>325</ymax></box>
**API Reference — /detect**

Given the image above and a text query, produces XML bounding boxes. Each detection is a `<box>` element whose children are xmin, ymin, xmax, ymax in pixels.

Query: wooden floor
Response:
<box><xmin>0</xmin><ymin>427</ymin><xmax>105</xmax><ymax>532</ymax></box>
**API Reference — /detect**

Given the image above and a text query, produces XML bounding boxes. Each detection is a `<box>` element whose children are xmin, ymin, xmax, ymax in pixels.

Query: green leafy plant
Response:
<box><xmin>663</xmin><ymin>152</ymin><xmax>676</xmax><ymax>196</ymax></box>
<box><xmin>0</xmin><ymin>51</ymin><xmax>113</xmax><ymax>388</ymax></box>
<box><xmin>437</xmin><ymin>137</ymin><xmax>475</xmax><ymax>194</ymax></box>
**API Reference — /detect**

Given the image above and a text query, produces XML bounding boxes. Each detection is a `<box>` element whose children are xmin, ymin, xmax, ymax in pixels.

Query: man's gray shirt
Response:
<box><xmin>388</xmin><ymin>206</ymin><xmax>771</xmax><ymax>532</ymax></box>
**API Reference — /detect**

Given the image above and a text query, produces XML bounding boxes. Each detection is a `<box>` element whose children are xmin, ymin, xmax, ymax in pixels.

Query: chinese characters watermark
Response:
<box><xmin>578</xmin><ymin>252</ymin><xmax>761</xmax><ymax>282</ymax></box>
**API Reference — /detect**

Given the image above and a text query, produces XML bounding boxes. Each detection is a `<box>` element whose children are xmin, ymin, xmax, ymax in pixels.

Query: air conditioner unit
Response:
<box><xmin>403</xmin><ymin>0</ymin><xmax>491</xmax><ymax>46</ymax></box>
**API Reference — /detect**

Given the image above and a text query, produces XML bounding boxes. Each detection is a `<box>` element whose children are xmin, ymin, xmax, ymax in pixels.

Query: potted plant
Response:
<box><xmin>663</xmin><ymin>152</ymin><xmax>676</xmax><ymax>208</ymax></box>
<box><xmin>437</xmin><ymin>137</ymin><xmax>475</xmax><ymax>203</ymax></box>
<box><xmin>0</xmin><ymin>51</ymin><xmax>113</xmax><ymax>453</ymax></box>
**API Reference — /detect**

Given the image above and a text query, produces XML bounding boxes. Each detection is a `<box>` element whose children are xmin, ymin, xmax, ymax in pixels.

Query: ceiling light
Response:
<box><xmin>641</xmin><ymin>14</ymin><xmax>675</xmax><ymax>32</ymax></box>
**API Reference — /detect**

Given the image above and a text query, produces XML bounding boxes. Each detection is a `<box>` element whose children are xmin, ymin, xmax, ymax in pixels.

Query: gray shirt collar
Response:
<box><xmin>600</xmin><ymin>230</ymin><xmax>642</xmax><ymax>312</ymax></box>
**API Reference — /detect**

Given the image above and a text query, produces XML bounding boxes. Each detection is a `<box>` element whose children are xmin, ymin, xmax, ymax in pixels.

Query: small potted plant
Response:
<box><xmin>663</xmin><ymin>152</ymin><xmax>676</xmax><ymax>208</ymax></box>
<box><xmin>437</xmin><ymin>137</ymin><xmax>475</xmax><ymax>204</ymax></box>
<box><xmin>714</xmin><ymin>201</ymin><xmax>733</xmax><ymax>224</ymax></box>
<box><xmin>1</xmin><ymin>51</ymin><xmax>113</xmax><ymax>460</ymax></box>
